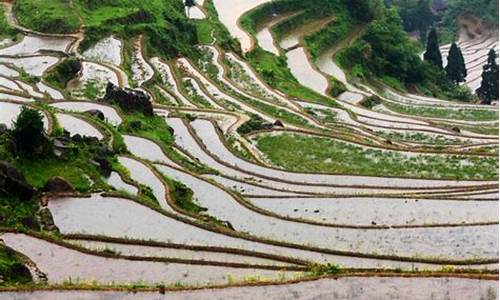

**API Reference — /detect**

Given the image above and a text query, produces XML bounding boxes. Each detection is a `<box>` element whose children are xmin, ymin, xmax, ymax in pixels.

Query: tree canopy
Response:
<box><xmin>476</xmin><ymin>49</ymin><xmax>499</xmax><ymax>104</ymax></box>
<box><xmin>445</xmin><ymin>42</ymin><xmax>467</xmax><ymax>84</ymax></box>
<box><xmin>423</xmin><ymin>27</ymin><xmax>443</xmax><ymax>69</ymax></box>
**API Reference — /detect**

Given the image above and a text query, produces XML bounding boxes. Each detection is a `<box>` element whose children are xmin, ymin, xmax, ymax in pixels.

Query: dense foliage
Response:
<box><xmin>388</xmin><ymin>0</ymin><xmax>436</xmax><ymax>39</ymax></box>
<box><xmin>0</xmin><ymin>6</ymin><xmax>18</xmax><ymax>38</ymax></box>
<box><xmin>14</xmin><ymin>0</ymin><xmax>81</xmax><ymax>34</ymax></box>
<box><xmin>339</xmin><ymin>7</ymin><xmax>426</xmax><ymax>83</ymax></box>
<box><xmin>75</xmin><ymin>0</ymin><xmax>198</xmax><ymax>58</ymax></box>
<box><xmin>389</xmin><ymin>0</ymin><xmax>498</xmax><ymax>43</ymax></box>
<box><xmin>443</xmin><ymin>0</ymin><xmax>499</xmax><ymax>26</ymax></box>
<box><xmin>14</xmin><ymin>0</ymin><xmax>198</xmax><ymax>58</ymax></box>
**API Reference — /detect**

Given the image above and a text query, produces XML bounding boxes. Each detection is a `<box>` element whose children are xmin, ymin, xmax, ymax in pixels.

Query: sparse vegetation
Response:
<box><xmin>383</xmin><ymin>101</ymin><xmax>499</xmax><ymax>121</ymax></box>
<box><xmin>255</xmin><ymin>133</ymin><xmax>498</xmax><ymax>179</ymax></box>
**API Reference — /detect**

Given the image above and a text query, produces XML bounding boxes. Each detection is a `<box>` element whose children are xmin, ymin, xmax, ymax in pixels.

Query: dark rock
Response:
<box><xmin>20</xmin><ymin>216</ymin><xmax>40</xmax><ymax>230</ymax></box>
<box><xmin>42</xmin><ymin>176</ymin><xmax>74</xmax><ymax>193</ymax></box>
<box><xmin>384</xmin><ymin>139</ymin><xmax>393</xmax><ymax>145</ymax></box>
<box><xmin>313</xmin><ymin>209</ymin><xmax>320</xmax><ymax>213</ymax></box>
<box><xmin>371</xmin><ymin>221</ymin><xmax>377</xmax><ymax>225</ymax></box>
<box><xmin>85</xmin><ymin>109</ymin><xmax>105</xmax><ymax>121</ymax></box>
<box><xmin>223</xmin><ymin>221</ymin><xmax>235</xmax><ymax>231</ymax></box>
<box><xmin>102</xmin><ymin>82</ymin><xmax>153</xmax><ymax>116</ymax></box>
<box><xmin>273</xmin><ymin>120</ymin><xmax>284</xmax><ymax>127</ymax></box>
<box><xmin>0</xmin><ymin>161</ymin><xmax>34</xmax><ymax>201</ymax></box>
<box><xmin>451</xmin><ymin>126</ymin><xmax>461</xmax><ymax>133</ymax></box>
<box><xmin>89</xmin><ymin>156</ymin><xmax>112</xmax><ymax>177</ymax></box>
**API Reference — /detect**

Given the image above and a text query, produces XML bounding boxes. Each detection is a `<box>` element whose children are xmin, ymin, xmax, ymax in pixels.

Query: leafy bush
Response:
<box><xmin>11</xmin><ymin>107</ymin><xmax>49</xmax><ymax>157</ymax></box>
<box><xmin>45</xmin><ymin>58</ymin><xmax>82</xmax><ymax>90</ymax></box>
<box><xmin>237</xmin><ymin>114</ymin><xmax>271</xmax><ymax>135</ymax></box>
<box><xmin>328</xmin><ymin>77</ymin><xmax>347</xmax><ymax>97</ymax></box>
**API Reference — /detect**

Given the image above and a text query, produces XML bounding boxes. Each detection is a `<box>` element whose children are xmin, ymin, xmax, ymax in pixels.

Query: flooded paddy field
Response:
<box><xmin>0</xmin><ymin>2</ymin><xmax>497</xmax><ymax>296</ymax></box>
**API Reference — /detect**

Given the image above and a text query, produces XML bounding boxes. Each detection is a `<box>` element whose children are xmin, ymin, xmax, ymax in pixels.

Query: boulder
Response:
<box><xmin>52</xmin><ymin>137</ymin><xmax>78</xmax><ymax>159</ymax></box>
<box><xmin>93</xmin><ymin>157</ymin><xmax>112</xmax><ymax>177</ymax></box>
<box><xmin>0</xmin><ymin>161</ymin><xmax>34</xmax><ymax>201</ymax></box>
<box><xmin>42</xmin><ymin>176</ymin><xmax>74</xmax><ymax>194</ymax></box>
<box><xmin>84</xmin><ymin>109</ymin><xmax>105</xmax><ymax>121</ymax></box>
<box><xmin>101</xmin><ymin>82</ymin><xmax>153</xmax><ymax>116</ymax></box>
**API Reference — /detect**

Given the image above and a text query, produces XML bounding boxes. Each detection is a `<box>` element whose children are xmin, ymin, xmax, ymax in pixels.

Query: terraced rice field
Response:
<box><xmin>0</xmin><ymin>1</ymin><xmax>498</xmax><ymax>298</ymax></box>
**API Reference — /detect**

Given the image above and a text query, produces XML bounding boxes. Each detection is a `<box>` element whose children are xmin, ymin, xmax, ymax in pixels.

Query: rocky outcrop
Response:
<box><xmin>273</xmin><ymin>120</ymin><xmax>284</xmax><ymax>127</ymax></box>
<box><xmin>52</xmin><ymin>137</ymin><xmax>78</xmax><ymax>159</ymax></box>
<box><xmin>38</xmin><ymin>207</ymin><xmax>59</xmax><ymax>233</ymax></box>
<box><xmin>101</xmin><ymin>82</ymin><xmax>153</xmax><ymax>116</ymax></box>
<box><xmin>42</xmin><ymin>176</ymin><xmax>74</xmax><ymax>194</ymax></box>
<box><xmin>0</xmin><ymin>161</ymin><xmax>34</xmax><ymax>201</ymax></box>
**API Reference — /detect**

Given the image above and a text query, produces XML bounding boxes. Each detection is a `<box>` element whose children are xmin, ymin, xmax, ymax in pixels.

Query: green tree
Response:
<box><xmin>11</xmin><ymin>107</ymin><xmax>47</xmax><ymax>156</ymax></box>
<box><xmin>476</xmin><ymin>49</ymin><xmax>499</xmax><ymax>104</ymax></box>
<box><xmin>346</xmin><ymin>8</ymin><xmax>426</xmax><ymax>83</ymax></box>
<box><xmin>423</xmin><ymin>27</ymin><xmax>442</xmax><ymax>69</ymax></box>
<box><xmin>348</xmin><ymin>0</ymin><xmax>384</xmax><ymax>22</ymax></box>
<box><xmin>445</xmin><ymin>42</ymin><xmax>467</xmax><ymax>84</ymax></box>
<box><xmin>392</xmin><ymin>0</ymin><xmax>436</xmax><ymax>36</ymax></box>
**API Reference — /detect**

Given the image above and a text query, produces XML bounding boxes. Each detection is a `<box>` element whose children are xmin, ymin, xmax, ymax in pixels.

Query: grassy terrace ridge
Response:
<box><xmin>375</xmin><ymin>131</ymin><xmax>465</xmax><ymax>146</ymax></box>
<box><xmin>195</xmin><ymin>48</ymin><xmax>319</xmax><ymax>128</ymax></box>
<box><xmin>0</xmin><ymin>5</ymin><xmax>18</xmax><ymax>39</ymax></box>
<box><xmin>245</xmin><ymin>49</ymin><xmax>336</xmax><ymax>106</ymax></box>
<box><xmin>254</xmin><ymin>133</ymin><xmax>498</xmax><ymax>180</ymax></box>
<box><xmin>238</xmin><ymin>1</ymin><xmax>340</xmax><ymax>106</ymax></box>
<box><xmin>382</xmin><ymin>101</ymin><xmax>500</xmax><ymax>121</ymax></box>
<box><xmin>456</xmin><ymin>124</ymin><xmax>499</xmax><ymax>136</ymax></box>
<box><xmin>14</xmin><ymin>0</ymin><xmax>81</xmax><ymax>34</ymax></box>
<box><xmin>194</xmin><ymin>0</ymin><xmax>240</xmax><ymax>51</ymax></box>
